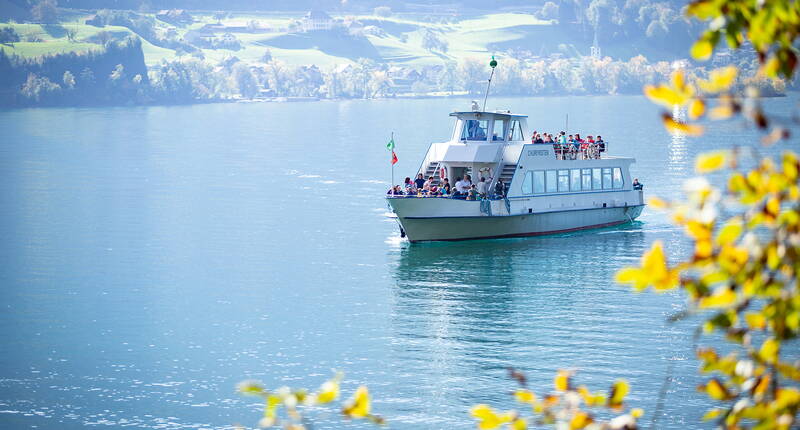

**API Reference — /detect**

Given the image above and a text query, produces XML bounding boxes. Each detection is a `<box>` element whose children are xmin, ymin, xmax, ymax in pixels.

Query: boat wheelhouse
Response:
<box><xmin>386</xmin><ymin>109</ymin><xmax>645</xmax><ymax>242</ymax></box>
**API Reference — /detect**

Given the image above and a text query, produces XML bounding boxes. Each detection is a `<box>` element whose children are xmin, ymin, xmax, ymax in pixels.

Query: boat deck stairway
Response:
<box><xmin>498</xmin><ymin>163</ymin><xmax>517</xmax><ymax>185</ymax></box>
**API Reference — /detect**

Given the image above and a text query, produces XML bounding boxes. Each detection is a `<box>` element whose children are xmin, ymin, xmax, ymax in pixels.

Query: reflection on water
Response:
<box><xmin>384</xmin><ymin>225</ymin><xmax>709</xmax><ymax>427</ymax></box>
<box><xmin>668</xmin><ymin>105</ymin><xmax>689</xmax><ymax>173</ymax></box>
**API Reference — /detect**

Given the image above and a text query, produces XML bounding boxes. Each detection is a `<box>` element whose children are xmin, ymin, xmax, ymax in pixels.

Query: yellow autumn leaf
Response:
<box><xmin>317</xmin><ymin>380</ymin><xmax>340</xmax><ymax>404</ymax></box>
<box><xmin>697</xmin><ymin>66</ymin><xmax>738</xmax><ymax>93</ymax></box>
<box><xmin>709</xmin><ymin>103</ymin><xmax>735</xmax><ymax>120</ymax></box>
<box><xmin>745</xmin><ymin>312</ymin><xmax>767</xmax><ymax>330</ymax></box>
<box><xmin>511</xmin><ymin>418</ymin><xmax>527</xmax><ymax>430</ymax></box>
<box><xmin>570</xmin><ymin>411</ymin><xmax>593</xmax><ymax>429</ymax></box>
<box><xmin>696</xmin><ymin>151</ymin><xmax>728</xmax><ymax>173</ymax></box>
<box><xmin>702</xmin><ymin>408</ymin><xmax>725</xmax><ymax>421</ymax></box>
<box><xmin>705</xmin><ymin>378</ymin><xmax>730</xmax><ymax>400</ymax></box>
<box><xmin>689</xmin><ymin>98</ymin><xmax>706</xmax><ymax>120</ymax></box>
<box><xmin>644</xmin><ymin>85</ymin><xmax>689</xmax><ymax>108</ymax></box>
<box><xmin>662</xmin><ymin>114</ymin><xmax>704</xmax><ymax>137</ymax></box>
<box><xmin>237</xmin><ymin>380</ymin><xmax>265</xmax><ymax>395</ymax></box>
<box><xmin>608</xmin><ymin>380</ymin><xmax>629</xmax><ymax>406</ymax></box>
<box><xmin>691</xmin><ymin>38</ymin><xmax>714</xmax><ymax>61</ymax></box>
<box><xmin>687</xmin><ymin>0</ymin><xmax>719</xmax><ymax>19</ymax></box>
<box><xmin>514</xmin><ymin>390</ymin><xmax>536</xmax><ymax>404</ymax></box>
<box><xmin>759</xmin><ymin>338</ymin><xmax>779</xmax><ymax>364</ymax></box>
<box><xmin>554</xmin><ymin>370</ymin><xmax>572</xmax><ymax>391</ymax></box>
<box><xmin>470</xmin><ymin>405</ymin><xmax>512</xmax><ymax>430</ymax></box>
<box><xmin>766</xmin><ymin>197</ymin><xmax>780</xmax><ymax>216</ymax></box>
<box><xmin>700</xmin><ymin>287</ymin><xmax>737</xmax><ymax>308</ymax></box>
<box><xmin>715</xmin><ymin>217</ymin><xmax>742</xmax><ymax>246</ymax></box>
<box><xmin>648</xmin><ymin>196</ymin><xmax>669</xmax><ymax>209</ymax></box>
<box><xmin>754</xmin><ymin>374</ymin><xmax>771</xmax><ymax>397</ymax></box>
<box><xmin>342</xmin><ymin>386</ymin><xmax>370</xmax><ymax>418</ymax></box>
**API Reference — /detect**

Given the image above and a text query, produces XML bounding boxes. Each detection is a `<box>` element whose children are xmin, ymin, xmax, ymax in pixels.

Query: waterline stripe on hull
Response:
<box><xmin>401</xmin><ymin>204</ymin><xmax>646</xmax><ymax>219</ymax></box>
<box><xmin>408</xmin><ymin>219</ymin><xmax>631</xmax><ymax>243</ymax></box>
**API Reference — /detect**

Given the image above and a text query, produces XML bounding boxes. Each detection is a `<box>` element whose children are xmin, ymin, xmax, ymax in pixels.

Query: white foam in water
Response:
<box><xmin>297</xmin><ymin>174</ymin><xmax>321</xmax><ymax>178</ymax></box>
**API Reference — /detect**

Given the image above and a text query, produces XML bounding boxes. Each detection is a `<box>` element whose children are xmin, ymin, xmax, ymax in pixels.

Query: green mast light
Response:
<box><xmin>489</xmin><ymin>56</ymin><xmax>497</xmax><ymax>68</ymax></box>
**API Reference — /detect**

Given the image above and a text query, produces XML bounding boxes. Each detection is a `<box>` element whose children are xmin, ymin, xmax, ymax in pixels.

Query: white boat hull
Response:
<box><xmin>388</xmin><ymin>199</ymin><xmax>644</xmax><ymax>242</ymax></box>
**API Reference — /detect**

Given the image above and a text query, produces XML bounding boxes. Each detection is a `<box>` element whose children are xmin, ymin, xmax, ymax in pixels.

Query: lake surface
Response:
<box><xmin>0</xmin><ymin>94</ymin><xmax>795</xmax><ymax>429</ymax></box>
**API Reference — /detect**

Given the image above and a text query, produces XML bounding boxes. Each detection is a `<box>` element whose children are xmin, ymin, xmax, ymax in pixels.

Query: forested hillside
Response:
<box><xmin>0</xmin><ymin>0</ymin><xmax>791</xmax><ymax>107</ymax></box>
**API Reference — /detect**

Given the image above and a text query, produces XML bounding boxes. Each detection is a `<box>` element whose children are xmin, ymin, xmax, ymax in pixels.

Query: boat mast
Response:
<box><xmin>482</xmin><ymin>56</ymin><xmax>498</xmax><ymax>112</ymax></box>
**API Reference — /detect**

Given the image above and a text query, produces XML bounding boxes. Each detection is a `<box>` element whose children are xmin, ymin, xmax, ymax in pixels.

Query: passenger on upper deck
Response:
<box><xmin>633</xmin><ymin>178</ymin><xmax>643</xmax><ymax>190</ymax></box>
<box><xmin>558</xmin><ymin>131</ymin><xmax>567</xmax><ymax>144</ymax></box>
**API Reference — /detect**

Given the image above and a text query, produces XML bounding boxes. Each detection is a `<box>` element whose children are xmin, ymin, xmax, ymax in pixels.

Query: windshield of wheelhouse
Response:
<box><xmin>459</xmin><ymin>119</ymin><xmax>488</xmax><ymax>142</ymax></box>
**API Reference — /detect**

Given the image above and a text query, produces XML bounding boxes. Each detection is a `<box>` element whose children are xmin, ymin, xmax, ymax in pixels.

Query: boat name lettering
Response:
<box><xmin>528</xmin><ymin>149</ymin><xmax>550</xmax><ymax>157</ymax></box>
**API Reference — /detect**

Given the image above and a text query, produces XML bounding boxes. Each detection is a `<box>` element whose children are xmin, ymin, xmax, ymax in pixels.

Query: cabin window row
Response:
<box><xmin>521</xmin><ymin>168</ymin><xmax>624</xmax><ymax>194</ymax></box>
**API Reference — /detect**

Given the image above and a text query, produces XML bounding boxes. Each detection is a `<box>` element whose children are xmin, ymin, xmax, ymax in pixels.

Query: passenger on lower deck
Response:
<box><xmin>442</xmin><ymin>178</ymin><xmax>451</xmax><ymax>195</ymax></box>
<box><xmin>476</xmin><ymin>177</ymin><xmax>488</xmax><ymax>197</ymax></box>
<box><xmin>414</xmin><ymin>173</ymin><xmax>426</xmax><ymax>190</ymax></box>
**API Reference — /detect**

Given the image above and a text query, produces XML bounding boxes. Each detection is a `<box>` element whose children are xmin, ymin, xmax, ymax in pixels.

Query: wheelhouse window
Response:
<box><xmin>461</xmin><ymin>119</ymin><xmax>488</xmax><ymax>141</ymax></box>
<box><xmin>508</xmin><ymin>120</ymin><xmax>524</xmax><ymax>141</ymax></box>
<box><xmin>491</xmin><ymin>120</ymin><xmax>507</xmax><ymax>141</ymax></box>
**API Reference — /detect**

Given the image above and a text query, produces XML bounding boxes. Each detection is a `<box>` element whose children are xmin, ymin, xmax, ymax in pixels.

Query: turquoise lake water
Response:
<box><xmin>0</xmin><ymin>94</ymin><xmax>796</xmax><ymax>429</ymax></box>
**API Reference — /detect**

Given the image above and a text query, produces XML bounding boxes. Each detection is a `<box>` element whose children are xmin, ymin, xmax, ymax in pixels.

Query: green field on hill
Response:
<box><xmin>0</xmin><ymin>12</ymin><xmax>560</xmax><ymax>67</ymax></box>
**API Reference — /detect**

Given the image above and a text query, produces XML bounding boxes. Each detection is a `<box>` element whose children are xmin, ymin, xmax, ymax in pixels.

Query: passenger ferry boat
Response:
<box><xmin>386</xmin><ymin>108</ymin><xmax>645</xmax><ymax>243</ymax></box>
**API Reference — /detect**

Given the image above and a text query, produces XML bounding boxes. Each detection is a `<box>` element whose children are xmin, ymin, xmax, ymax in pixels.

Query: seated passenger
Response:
<box><xmin>534</xmin><ymin>134</ymin><xmax>544</xmax><ymax>144</ymax></box>
<box><xmin>423</xmin><ymin>176</ymin><xmax>435</xmax><ymax>193</ymax></box>
<box><xmin>464</xmin><ymin>174</ymin><xmax>473</xmax><ymax>188</ymax></box>
<box><xmin>454</xmin><ymin>176</ymin><xmax>470</xmax><ymax>196</ymax></box>
<box><xmin>467</xmin><ymin>184</ymin><xmax>478</xmax><ymax>200</ymax></box>
<box><xmin>429</xmin><ymin>185</ymin><xmax>440</xmax><ymax>196</ymax></box>
<box><xmin>442</xmin><ymin>178</ymin><xmax>452</xmax><ymax>195</ymax></box>
<box><xmin>587</xmin><ymin>135</ymin><xmax>595</xmax><ymax>143</ymax></box>
<box><xmin>414</xmin><ymin>173</ymin><xmax>426</xmax><ymax>190</ymax></box>
<box><xmin>633</xmin><ymin>178</ymin><xmax>643</xmax><ymax>190</ymax></box>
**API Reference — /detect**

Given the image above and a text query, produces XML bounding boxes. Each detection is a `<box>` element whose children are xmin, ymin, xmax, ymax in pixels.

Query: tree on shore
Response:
<box><xmin>31</xmin><ymin>0</ymin><xmax>59</xmax><ymax>24</ymax></box>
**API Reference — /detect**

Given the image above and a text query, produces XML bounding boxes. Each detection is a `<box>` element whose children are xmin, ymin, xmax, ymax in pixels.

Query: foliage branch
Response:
<box><xmin>617</xmin><ymin>0</ymin><xmax>800</xmax><ymax>428</ymax></box>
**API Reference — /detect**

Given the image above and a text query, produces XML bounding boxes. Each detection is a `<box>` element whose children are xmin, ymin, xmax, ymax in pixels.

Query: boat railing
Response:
<box><xmin>386</xmin><ymin>193</ymin><xmax>506</xmax><ymax>201</ymax></box>
<box><xmin>534</xmin><ymin>142</ymin><xmax>608</xmax><ymax>160</ymax></box>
